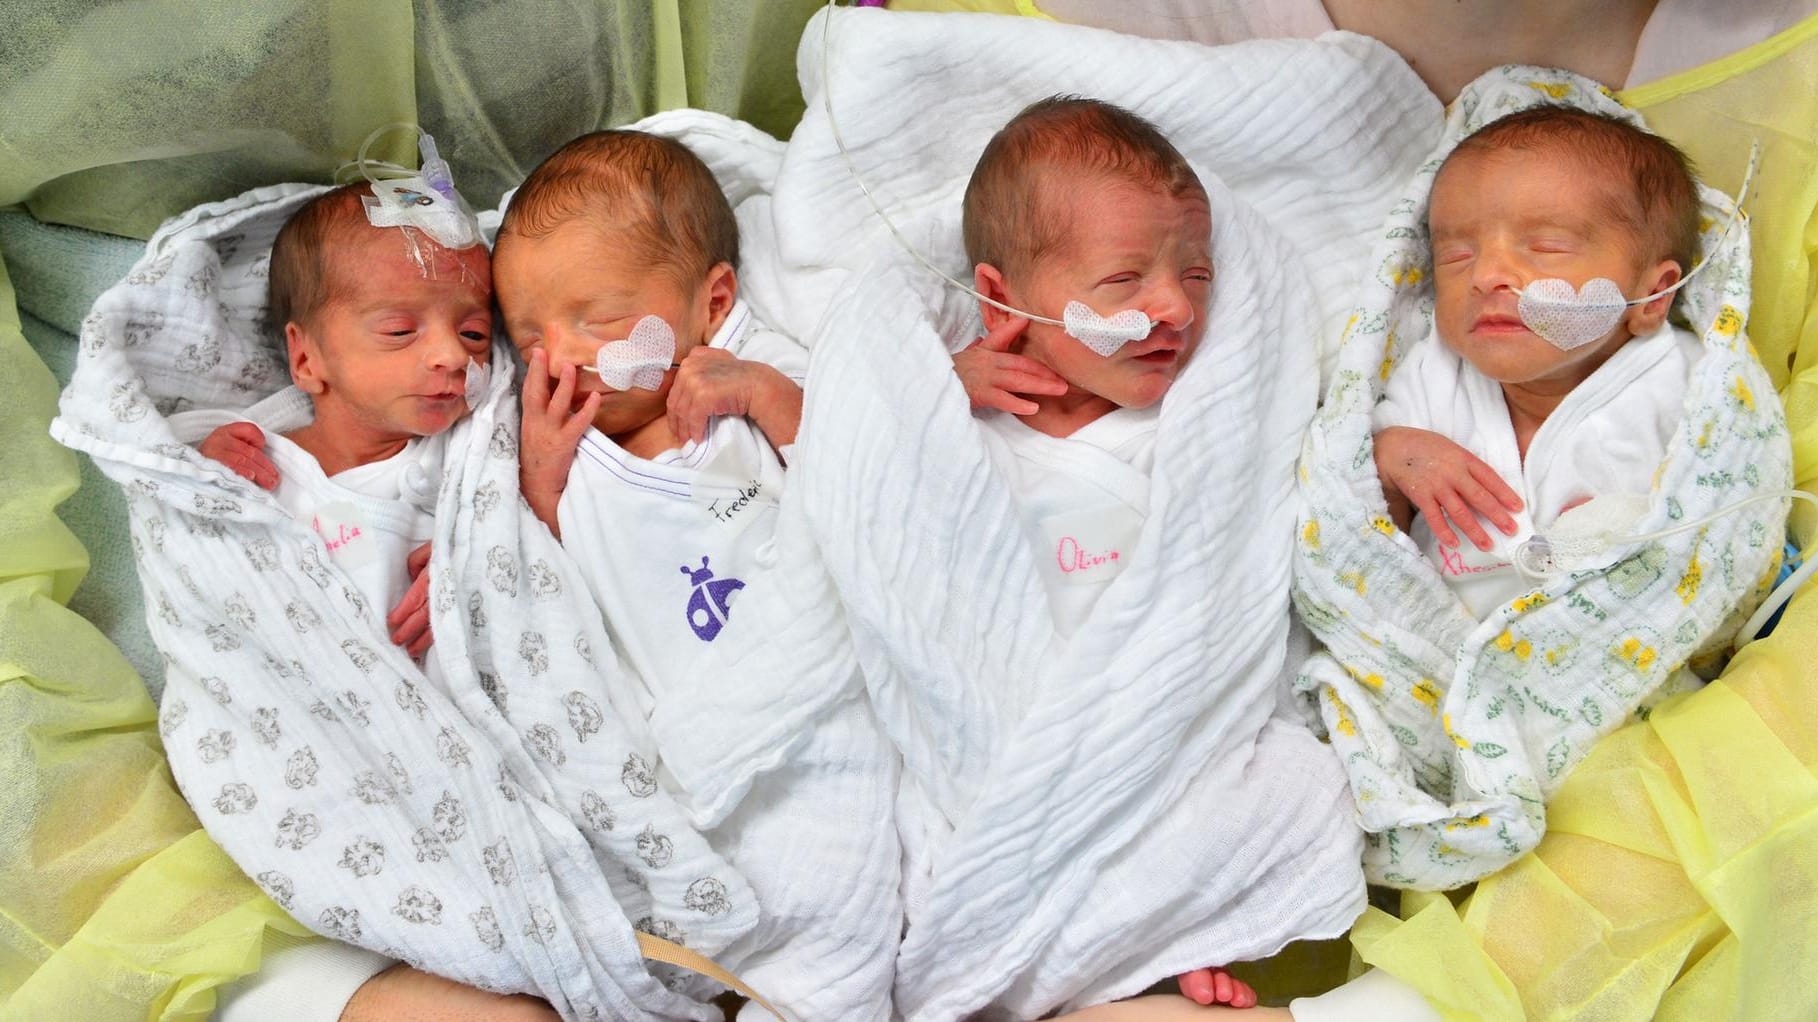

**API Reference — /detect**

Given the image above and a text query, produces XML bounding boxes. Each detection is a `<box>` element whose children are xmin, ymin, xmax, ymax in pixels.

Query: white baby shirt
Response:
<box><xmin>557</xmin><ymin>302</ymin><xmax>807</xmax><ymax>707</ymax></box>
<box><xmin>1374</xmin><ymin>321</ymin><xmax>1702</xmax><ymax>618</ymax></box>
<box><xmin>979</xmin><ymin>403</ymin><xmax>1159</xmax><ymax>637</ymax></box>
<box><xmin>264</xmin><ymin>430</ymin><xmax>441</xmax><ymax>617</ymax></box>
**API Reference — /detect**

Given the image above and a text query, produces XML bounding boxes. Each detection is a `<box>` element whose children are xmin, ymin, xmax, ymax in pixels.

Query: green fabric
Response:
<box><xmin>3</xmin><ymin>0</ymin><xmax>828</xmax><ymax>238</ymax></box>
<box><xmin>0</xmin><ymin>242</ymin><xmax>303</xmax><ymax>1021</ymax></box>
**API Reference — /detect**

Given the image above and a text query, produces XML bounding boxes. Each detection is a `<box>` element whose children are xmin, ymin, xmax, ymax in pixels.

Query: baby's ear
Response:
<box><xmin>974</xmin><ymin>263</ymin><xmax>1014</xmax><ymax>330</ymax></box>
<box><xmin>286</xmin><ymin>322</ymin><xmax>327</xmax><ymax>395</ymax></box>
<box><xmin>700</xmin><ymin>261</ymin><xmax>738</xmax><ymax>337</ymax></box>
<box><xmin>1626</xmin><ymin>258</ymin><xmax>1682</xmax><ymax>335</ymax></box>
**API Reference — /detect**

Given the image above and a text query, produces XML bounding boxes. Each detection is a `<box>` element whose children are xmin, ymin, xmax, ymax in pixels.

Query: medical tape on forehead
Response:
<box><xmin>579</xmin><ymin>315</ymin><xmax>680</xmax><ymax>391</ymax></box>
<box><xmin>347</xmin><ymin>125</ymin><xmax>483</xmax><ymax>265</ymax></box>
<box><xmin>816</xmin><ymin>2</ymin><xmax>1155</xmax><ymax>355</ymax></box>
<box><xmin>1513</xmin><ymin>145</ymin><xmax>1756</xmax><ymax>350</ymax></box>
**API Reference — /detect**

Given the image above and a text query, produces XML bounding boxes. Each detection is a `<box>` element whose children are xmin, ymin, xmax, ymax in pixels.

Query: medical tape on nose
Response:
<box><xmin>581</xmin><ymin>315</ymin><xmax>679</xmax><ymax>391</ymax></box>
<box><xmin>464</xmin><ymin>357</ymin><xmax>490</xmax><ymax>409</ymax></box>
<box><xmin>1061</xmin><ymin>301</ymin><xmax>1154</xmax><ymax>356</ymax></box>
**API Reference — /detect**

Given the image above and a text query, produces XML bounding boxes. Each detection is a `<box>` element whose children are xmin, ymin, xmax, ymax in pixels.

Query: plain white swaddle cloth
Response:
<box><xmin>558</xmin><ymin>301</ymin><xmax>902</xmax><ymax>1022</ymax></box>
<box><xmin>1373</xmin><ymin>321</ymin><xmax>1703</xmax><ymax>618</ymax></box>
<box><xmin>979</xmin><ymin>405</ymin><xmax>1157</xmax><ymax>636</ymax></box>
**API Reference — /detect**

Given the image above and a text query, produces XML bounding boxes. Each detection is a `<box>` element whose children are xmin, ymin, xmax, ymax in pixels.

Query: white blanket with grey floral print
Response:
<box><xmin>52</xmin><ymin>184</ymin><xmax>759</xmax><ymax>1021</ymax></box>
<box><xmin>1292</xmin><ymin>69</ymin><xmax>1791</xmax><ymax>891</ymax></box>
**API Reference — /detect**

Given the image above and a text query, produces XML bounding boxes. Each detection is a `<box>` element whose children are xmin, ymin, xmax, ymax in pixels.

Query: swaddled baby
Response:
<box><xmin>951</xmin><ymin>95</ymin><xmax>1260</xmax><ymax>1010</ymax></box>
<box><xmin>198</xmin><ymin>183</ymin><xmax>493</xmax><ymax>656</ymax></box>
<box><xmin>493</xmin><ymin>129</ymin><xmax>898</xmax><ymax>1021</ymax></box>
<box><xmin>1373</xmin><ymin>107</ymin><xmax>1705</xmax><ymax>618</ymax></box>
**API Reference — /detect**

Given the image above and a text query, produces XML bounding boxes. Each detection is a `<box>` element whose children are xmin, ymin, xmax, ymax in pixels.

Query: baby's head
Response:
<box><xmin>493</xmin><ymin>130</ymin><xmax>739</xmax><ymax>437</ymax></box>
<box><xmin>271</xmin><ymin>183</ymin><xmax>493</xmax><ymax>442</ymax></box>
<box><xmin>964</xmin><ymin>96</ymin><xmax>1213</xmax><ymax>410</ymax></box>
<box><xmin>1428</xmin><ymin>107</ymin><xmax>1699</xmax><ymax>387</ymax></box>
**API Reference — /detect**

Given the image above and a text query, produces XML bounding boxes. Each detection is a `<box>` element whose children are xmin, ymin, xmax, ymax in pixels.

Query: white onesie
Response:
<box><xmin>1374</xmin><ymin>321</ymin><xmax>1702</xmax><ymax>618</ymax></box>
<box><xmin>557</xmin><ymin>302</ymin><xmax>805</xmax><ymax>709</ymax></box>
<box><xmin>978</xmin><ymin>404</ymin><xmax>1158</xmax><ymax>636</ymax></box>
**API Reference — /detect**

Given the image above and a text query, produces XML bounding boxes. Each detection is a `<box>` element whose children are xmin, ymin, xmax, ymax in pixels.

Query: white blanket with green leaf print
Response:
<box><xmin>1292</xmin><ymin>68</ymin><xmax>1792</xmax><ymax>891</ymax></box>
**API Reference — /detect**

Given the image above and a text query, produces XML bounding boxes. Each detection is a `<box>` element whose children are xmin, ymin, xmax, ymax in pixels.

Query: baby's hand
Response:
<box><xmin>666</xmin><ymin>348</ymin><xmax>801</xmax><ymax>448</ymax></box>
<box><xmin>198</xmin><ymin>421</ymin><xmax>278</xmax><ymax>490</ymax></box>
<box><xmin>954</xmin><ymin>315</ymin><xmax>1067</xmax><ymax>415</ymax></box>
<box><xmin>1178</xmin><ymin>967</ymin><xmax>1257</xmax><ymax>1009</ymax></box>
<box><xmin>387</xmin><ymin>542</ymin><xmax>434</xmax><ymax>658</ymax></box>
<box><xmin>1374</xmin><ymin>426</ymin><xmax>1523</xmax><ymax>551</ymax></box>
<box><xmin>520</xmin><ymin>349</ymin><xmax>602</xmax><ymax>537</ymax></box>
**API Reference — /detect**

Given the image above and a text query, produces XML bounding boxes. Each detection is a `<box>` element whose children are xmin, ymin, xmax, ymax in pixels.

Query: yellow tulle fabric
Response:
<box><xmin>0</xmin><ymin>254</ymin><xmax>303</xmax><ymax>1019</ymax></box>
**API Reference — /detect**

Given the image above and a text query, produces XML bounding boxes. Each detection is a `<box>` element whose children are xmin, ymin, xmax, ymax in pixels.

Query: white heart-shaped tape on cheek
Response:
<box><xmin>464</xmin><ymin>357</ymin><xmax>490</xmax><ymax>409</ymax></box>
<box><xmin>590</xmin><ymin>315</ymin><xmax>678</xmax><ymax>391</ymax></box>
<box><xmin>1062</xmin><ymin>301</ymin><xmax>1153</xmax><ymax>357</ymax></box>
<box><xmin>1516</xmin><ymin>277</ymin><xmax>1628</xmax><ymax>351</ymax></box>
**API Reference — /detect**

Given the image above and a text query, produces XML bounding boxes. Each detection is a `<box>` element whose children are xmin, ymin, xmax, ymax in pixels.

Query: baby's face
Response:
<box><xmin>290</xmin><ymin>231</ymin><xmax>493</xmax><ymax>441</ymax></box>
<box><xmin>1428</xmin><ymin>147</ymin><xmax>1677</xmax><ymax>387</ymax></box>
<box><xmin>996</xmin><ymin>175</ymin><xmax>1213</xmax><ymax>410</ymax></box>
<box><xmin>495</xmin><ymin>220</ymin><xmax>715</xmax><ymax>437</ymax></box>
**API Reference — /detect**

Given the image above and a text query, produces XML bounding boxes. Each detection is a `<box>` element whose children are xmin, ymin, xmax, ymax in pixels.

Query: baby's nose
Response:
<box><xmin>1146</xmin><ymin>279</ymin><xmax>1194</xmax><ymax>331</ymax></box>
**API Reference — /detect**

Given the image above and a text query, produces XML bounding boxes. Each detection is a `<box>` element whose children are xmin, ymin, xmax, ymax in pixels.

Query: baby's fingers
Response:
<box><xmin>1458</xmin><ymin>477</ymin><xmax>1519</xmax><ymax>536</ymax></box>
<box><xmin>548</xmin><ymin>361</ymin><xmax>579</xmax><ymax>416</ymax></box>
<box><xmin>976</xmin><ymin>315</ymin><xmax>1031</xmax><ymax>353</ymax></box>
<box><xmin>522</xmin><ymin>350</ymin><xmax>551</xmax><ymax>407</ymax></box>
<box><xmin>1416</xmin><ymin>494</ymin><xmax>1461</xmax><ymax>549</ymax></box>
<box><xmin>565</xmin><ymin>391</ymin><xmax>602</xmax><ymax>439</ymax></box>
<box><xmin>990</xmin><ymin>352</ymin><xmax>1068</xmax><ymax>392</ymax></box>
<box><xmin>1467</xmin><ymin>459</ymin><xmax>1525</xmax><ymax>514</ymax></box>
<box><xmin>1437</xmin><ymin>489</ymin><xmax>1495</xmax><ymax>551</ymax></box>
<box><xmin>978</xmin><ymin>388</ymin><xmax>1042</xmax><ymax>416</ymax></box>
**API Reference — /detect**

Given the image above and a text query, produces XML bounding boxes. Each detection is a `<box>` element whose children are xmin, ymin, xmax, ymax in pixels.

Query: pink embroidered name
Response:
<box><xmin>1056</xmin><ymin>535</ymin><xmax>1121</xmax><ymax>575</ymax></box>
<box><xmin>313</xmin><ymin>516</ymin><xmax>364</xmax><ymax>553</ymax></box>
<box><xmin>1438</xmin><ymin>546</ymin><xmax>1508</xmax><ymax>577</ymax></box>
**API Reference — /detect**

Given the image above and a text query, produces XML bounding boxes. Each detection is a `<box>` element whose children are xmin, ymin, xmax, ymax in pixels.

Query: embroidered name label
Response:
<box><xmin>312</xmin><ymin>500</ymin><xmax>379</xmax><ymax>570</ymax></box>
<box><xmin>1437</xmin><ymin>544</ymin><xmax>1510</xmax><ymax>578</ymax></box>
<box><xmin>1038</xmin><ymin>505</ymin><xmax>1143</xmax><ymax>588</ymax></box>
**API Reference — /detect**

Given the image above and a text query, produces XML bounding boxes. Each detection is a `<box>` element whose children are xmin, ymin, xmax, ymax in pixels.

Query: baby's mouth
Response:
<box><xmin>1471</xmin><ymin>312</ymin><xmax>1530</xmax><ymax>335</ymax></box>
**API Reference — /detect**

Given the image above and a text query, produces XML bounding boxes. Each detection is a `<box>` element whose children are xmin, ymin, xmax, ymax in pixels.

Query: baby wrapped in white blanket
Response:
<box><xmin>492</xmin><ymin>126</ymin><xmax>902</xmax><ymax>1022</ymax></box>
<box><xmin>738</xmin><ymin>11</ymin><xmax>1451</xmax><ymax>1018</ymax></box>
<box><xmin>53</xmin><ymin>182</ymin><xmax>763</xmax><ymax>1021</ymax></box>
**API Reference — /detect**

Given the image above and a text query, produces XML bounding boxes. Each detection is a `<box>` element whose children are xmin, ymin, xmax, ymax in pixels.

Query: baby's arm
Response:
<box><xmin>198</xmin><ymin>421</ymin><xmax>279</xmax><ymax>490</ymax></box>
<box><xmin>667</xmin><ymin>348</ymin><xmax>803</xmax><ymax>450</ymax></box>
<box><xmin>953</xmin><ymin>314</ymin><xmax>1068</xmax><ymax>415</ymax></box>
<box><xmin>1373</xmin><ymin>425</ymin><xmax>1523</xmax><ymax>551</ymax></box>
<box><xmin>520</xmin><ymin>349</ymin><xmax>603</xmax><ymax>540</ymax></box>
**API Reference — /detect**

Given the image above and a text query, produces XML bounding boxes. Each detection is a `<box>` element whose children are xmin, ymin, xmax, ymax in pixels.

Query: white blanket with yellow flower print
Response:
<box><xmin>1292</xmin><ymin>68</ymin><xmax>1791</xmax><ymax>890</ymax></box>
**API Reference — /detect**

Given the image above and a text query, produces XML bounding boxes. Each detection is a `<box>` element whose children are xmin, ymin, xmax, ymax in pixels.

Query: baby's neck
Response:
<box><xmin>1020</xmin><ymin>389</ymin><xmax>1120</xmax><ymax>439</ymax></box>
<box><xmin>1500</xmin><ymin>326</ymin><xmax>1639</xmax><ymax>460</ymax></box>
<box><xmin>286</xmin><ymin>416</ymin><xmax>412</xmax><ymax>478</ymax></box>
<box><xmin>613</xmin><ymin>415</ymin><xmax>684</xmax><ymax>461</ymax></box>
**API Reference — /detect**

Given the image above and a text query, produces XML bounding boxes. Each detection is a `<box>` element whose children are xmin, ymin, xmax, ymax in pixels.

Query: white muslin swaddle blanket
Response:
<box><xmin>52</xmin><ymin>185</ymin><xmax>760</xmax><ymax>1021</ymax></box>
<box><xmin>732</xmin><ymin>10</ymin><xmax>1450</xmax><ymax>1018</ymax></box>
<box><xmin>1292</xmin><ymin>69</ymin><xmax>1791</xmax><ymax>891</ymax></box>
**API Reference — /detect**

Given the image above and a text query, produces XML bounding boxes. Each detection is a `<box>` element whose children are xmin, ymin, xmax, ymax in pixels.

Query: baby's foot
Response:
<box><xmin>1178</xmin><ymin>967</ymin><xmax>1257</xmax><ymax>1009</ymax></box>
